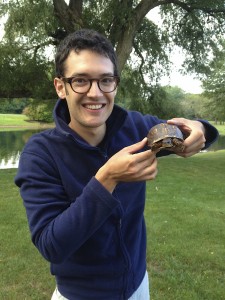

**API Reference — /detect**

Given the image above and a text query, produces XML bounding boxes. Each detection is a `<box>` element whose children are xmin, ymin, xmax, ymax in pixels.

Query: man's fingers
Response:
<box><xmin>124</xmin><ymin>137</ymin><xmax>148</xmax><ymax>154</ymax></box>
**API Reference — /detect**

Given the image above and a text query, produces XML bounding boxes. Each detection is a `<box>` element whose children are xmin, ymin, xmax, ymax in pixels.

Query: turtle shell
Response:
<box><xmin>147</xmin><ymin>123</ymin><xmax>184</xmax><ymax>151</ymax></box>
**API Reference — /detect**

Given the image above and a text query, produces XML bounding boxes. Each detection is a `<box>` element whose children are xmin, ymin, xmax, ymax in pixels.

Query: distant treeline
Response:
<box><xmin>0</xmin><ymin>98</ymin><xmax>57</xmax><ymax>123</ymax></box>
<box><xmin>0</xmin><ymin>98</ymin><xmax>30</xmax><ymax>114</ymax></box>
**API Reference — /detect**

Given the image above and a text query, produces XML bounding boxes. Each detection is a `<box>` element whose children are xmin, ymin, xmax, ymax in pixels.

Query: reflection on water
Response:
<box><xmin>0</xmin><ymin>130</ymin><xmax>224</xmax><ymax>169</ymax></box>
<box><xmin>207</xmin><ymin>134</ymin><xmax>225</xmax><ymax>152</ymax></box>
<box><xmin>0</xmin><ymin>151</ymin><xmax>21</xmax><ymax>169</ymax></box>
<box><xmin>0</xmin><ymin>129</ymin><xmax>43</xmax><ymax>169</ymax></box>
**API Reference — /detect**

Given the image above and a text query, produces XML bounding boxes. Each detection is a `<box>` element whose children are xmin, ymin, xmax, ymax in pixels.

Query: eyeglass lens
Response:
<box><xmin>70</xmin><ymin>77</ymin><xmax>118</xmax><ymax>93</ymax></box>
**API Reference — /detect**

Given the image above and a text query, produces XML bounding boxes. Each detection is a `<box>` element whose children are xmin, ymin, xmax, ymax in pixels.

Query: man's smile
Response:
<box><xmin>82</xmin><ymin>104</ymin><xmax>106</xmax><ymax>110</ymax></box>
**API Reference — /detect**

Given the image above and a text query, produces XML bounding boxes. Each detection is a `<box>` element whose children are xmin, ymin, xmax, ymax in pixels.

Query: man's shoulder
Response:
<box><xmin>22</xmin><ymin>128</ymin><xmax>59</xmax><ymax>154</ymax></box>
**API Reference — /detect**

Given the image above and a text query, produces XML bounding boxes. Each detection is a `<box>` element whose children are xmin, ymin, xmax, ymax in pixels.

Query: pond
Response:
<box><xmin>0</xmin><ymin>129</ymin><xmax>43</xmax><ymax>169</ymax></box>
<box><xmin>0</xmin><ymin>129</ymin><xmax>224</xmax><ymax>169</ymax></box>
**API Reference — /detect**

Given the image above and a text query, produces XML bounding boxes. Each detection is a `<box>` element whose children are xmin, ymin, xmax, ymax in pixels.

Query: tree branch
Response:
<box><xmin>114</xmin><ymin>0</ymin><xmax>225</xmax><ymax>71</ymax></box>
<box><xmin>162</xmin><ymin>0</ymin><xmax>225</xmax><ymax>14</ymax></box>
<box><xmin>69</xmin><ymin>0</ymin><xmax>83</xmax><ymax>19</ymax></box>
<box><xmin>133</xmin><ymin>0</ymin><xmax>225</xmax><ymax>28</ymax></box>
<box><xmin>133</xmin><ymin>40</ymin><xmax>145</xmax><ymax>82</ymax></box>
<box><xmin>20</xmin><ymin>40</ymin><xmax>56</xmax><ymax>53</ymax></box>
<box><xmin>53</xmin><ymin>0</ymin><xmax>84</xmax><ymax>33</ymax></box>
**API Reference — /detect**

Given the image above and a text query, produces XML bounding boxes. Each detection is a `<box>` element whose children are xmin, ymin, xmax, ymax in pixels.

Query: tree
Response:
<box><xmin>202</xmin><ymin>43</ymin><xmax>225</xmax><ymax>122</ymax></box>
<box><xmin>1</xmin><ymin>0</ymin><xmax>225</xmax><ymax>106</ymax></box>
<box><xmin>23</xmin><ymin>99</ymin><xmax>57</xmax><ymax>122</ymax></box>
<box><xmin>0</xmin><ymin>98</ymin><xmax>30</xmax><ymax>114</ymax></box>
<box><xmin>181</xmin><ymin>93</ymin><xmax>208</xmax><ymax>119</ymax></box>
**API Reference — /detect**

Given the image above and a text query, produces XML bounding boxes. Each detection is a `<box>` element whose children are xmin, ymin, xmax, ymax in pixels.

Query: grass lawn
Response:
<box><xmin>0</xmin><ymin>114</ymin><xmax>31</xmax><ymax>126</ymax></box>
<box><xmin>146</xmin><ymin>150</ymin><xmax>225</xmax><ymax>299</ymax></box>
<box><xmin>0</xmin><ymin>151</ymin><xmax>225</xmax><ymax>299</ymax></box>
<box><xmin>0</xmin><ymin>114</ymin><xmax>54</xmax><ymax>131</ymax></box>
<box><xmin>0</xmin><ymin>169</ymin><xmax>55</xmax><ymax>299</ymax></box>
<box><xmin>0</xmin><ymin>114</ymin><xmax>224</xmax><ymax>135</ymax></box>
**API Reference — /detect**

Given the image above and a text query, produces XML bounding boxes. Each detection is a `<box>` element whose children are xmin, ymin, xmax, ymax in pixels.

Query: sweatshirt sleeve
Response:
<box><xmin>15</xmin><ymin>151</ymin><xmax>120</xmax><ymax>264</ymax></box>
<box><xmin>198</xmin><ymin>119</ymin><xmax>219</xmax><ymax>149</ymax></box>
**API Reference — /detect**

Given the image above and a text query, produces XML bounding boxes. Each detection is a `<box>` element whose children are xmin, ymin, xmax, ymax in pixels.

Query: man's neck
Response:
<box><xmin>69</xmin><ymin>122</ymin><xmax>106</xmax><ymax>147</ymax></box>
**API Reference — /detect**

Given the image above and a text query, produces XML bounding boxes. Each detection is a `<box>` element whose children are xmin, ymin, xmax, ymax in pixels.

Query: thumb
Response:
<box><xmin>125</xmin><ymin>137</ymin><xmax>148</xmax><ymax>154</ymax></box>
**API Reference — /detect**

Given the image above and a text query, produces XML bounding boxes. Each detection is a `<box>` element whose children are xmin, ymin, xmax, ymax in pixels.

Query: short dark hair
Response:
<box><xmin>55</xmin><ymin>29</ymin><xmax>118</xmax><ymax>77</ymax></box>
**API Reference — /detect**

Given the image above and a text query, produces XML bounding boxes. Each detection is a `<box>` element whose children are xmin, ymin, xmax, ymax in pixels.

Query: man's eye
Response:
<box><xmin>101</xmin><ymin>77</ymin><xmax>114</xmax><ymax>85</ymax></box>
<box><xmin>72</xmin><ymin>78</ymin><xmax>88</xmax><ymax>85</ymax></box>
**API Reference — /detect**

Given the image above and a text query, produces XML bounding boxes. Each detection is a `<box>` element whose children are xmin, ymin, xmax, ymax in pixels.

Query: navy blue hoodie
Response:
<box><xmin>15</xmin><ymin>100</ymin><xmax>218</xmax><ymax>299</ymax></box>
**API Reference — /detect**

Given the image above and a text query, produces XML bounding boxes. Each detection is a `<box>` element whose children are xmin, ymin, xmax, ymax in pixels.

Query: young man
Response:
<box><xmin>15</xmin><ymin>29</ymin><xmax>218</xmax><ymax>300</ymax></box>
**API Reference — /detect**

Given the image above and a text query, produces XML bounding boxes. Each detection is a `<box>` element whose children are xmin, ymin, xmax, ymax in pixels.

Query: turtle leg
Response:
<box><xmin>172</xmin><ymin>138</ymin><xmax>185</xmax><ymax>152</ymax></box>
<box><xmin>151</xmin><ymin>141</ymin><xmax>162</xmax><ymax>152</ymax></box>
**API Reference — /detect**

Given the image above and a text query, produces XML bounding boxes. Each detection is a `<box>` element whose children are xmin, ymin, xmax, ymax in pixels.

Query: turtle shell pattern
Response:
<box><xmin>147</xmin><ymin>123</ymin><xmax>184</xmax><ymax>152</ymax></box>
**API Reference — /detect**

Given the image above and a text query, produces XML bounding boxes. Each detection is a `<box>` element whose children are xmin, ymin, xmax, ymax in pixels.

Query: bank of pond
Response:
<box><xmin>0</xmin><ymin>129</ymin><xmax>224</xmax><ymax>169</ymax></box>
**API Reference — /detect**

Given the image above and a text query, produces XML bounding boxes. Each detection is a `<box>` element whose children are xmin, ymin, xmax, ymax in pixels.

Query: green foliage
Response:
<box><xmin>0</xmin><ymin>0</ymin><xmax>57</xmax><ymax>99</ymax></box>
<box><xmin>0</xmin><ymin>42</ymin><xmax>55</xmax><ymax>98</ymax></box>
<box><xmin>180</xmin><ymin>93</ymin><xmax>208</xmax><ymax>119</ymax></box>
<box><xmin>23</xmin><ymin>99</ymin><xmax>57</xmax><ymax>123</ymax></box>
<box><xmin>160</xmin><ymin>0</ymin><xmax>225</xmax><ymax>74</ymax></box>
<box><xmin>118</xmin><ymin>75</ymin><xmax>206</xmax><ymax>119</ymax></box>
<box><xmin>3</xmin><ymin>0</ymin><xmax>57</xmax><ymax>45</ymax></box>
<box><xmin>1</xmin><ymin>0</ymin><xmax>225</xmax><ymax>115</ymax></box>
<box><xmin>0</xmin><ymin>99</ymin><xmax>30</xmax><ymax>114</ymax></box>
<box><xmin>132</xmin><ymin>17</ymin><xmax>169</xmax><ymax>80</ymax></box>
<box><xmin>202</xmin><ymin>43</ymin><xmax>225</xmax><ymax>122</ymax></box>
<box><xmin>160</xmin><ymin>86</ymin><xmax>185</xmax><ymax>118</ymax></box>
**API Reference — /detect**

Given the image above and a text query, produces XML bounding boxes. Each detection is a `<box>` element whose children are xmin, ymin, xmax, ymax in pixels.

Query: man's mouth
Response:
<box><xmin>83</xmin><ymin>104</ymin><xmax>105</xmax><ymax>110</ymax></box>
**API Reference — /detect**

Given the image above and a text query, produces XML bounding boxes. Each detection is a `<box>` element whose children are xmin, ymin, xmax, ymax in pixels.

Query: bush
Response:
<box><xmin>23</xmin><ymin>99</ymin><xmax>57</xmax><ymax>123</ymax></box>
<box><xmin>0</xmin><ymin>98</ymin><xmax>30</xmax><ymax>114</ymax></box>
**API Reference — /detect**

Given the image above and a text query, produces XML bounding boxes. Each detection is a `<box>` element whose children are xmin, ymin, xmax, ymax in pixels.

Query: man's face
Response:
<box><xmin>54</xmin><ymin>50</ymin><xmax>116</xmax><ymax>137</ymax></box>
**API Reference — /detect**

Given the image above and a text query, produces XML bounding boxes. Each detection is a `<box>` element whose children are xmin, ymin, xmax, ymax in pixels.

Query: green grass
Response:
<box><xmin>0</xmin><ymin>114</ymin><xmax>224</xmax><ymax>135</ymax></box>
<box><xmin>0</xmin><ymin>114</ymin><xmax>54</xmax><ymax>131</ymax></box>
<box><xmin>0</xmin><ymin>151</ymin><xmax>225</xmax><ymax>299</ymax></box>
<box><xmin>0</xmin><ymin>170</ymin><xmax>55</xmax><ymax>299</ymax></box>
<box><xmin>146</xmin><ymin>150</ymin><xmax>225</xmax><ymax>300</ymax></box>
<box><xmin>0</xmin><ymin>114</ymin><xmax>31</xmax><ymax>126</ymax></box>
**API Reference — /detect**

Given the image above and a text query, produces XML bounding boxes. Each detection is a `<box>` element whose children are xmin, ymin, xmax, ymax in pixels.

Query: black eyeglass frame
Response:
<box><xmin>61</xmin><ymin>75</ymin><xmax>120</xmax><ymax>94</ymax></box>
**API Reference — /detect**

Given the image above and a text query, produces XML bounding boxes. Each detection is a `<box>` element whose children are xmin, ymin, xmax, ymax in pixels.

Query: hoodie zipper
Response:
<box><xmin>99</xmin><ymin>150</ymin><xmax>132</xmax><ymax>299</ymax></box>
<box><xmin>117</xmin><ymin>218</ymin><xmax>132</xmax><ymax>299</ymax></box>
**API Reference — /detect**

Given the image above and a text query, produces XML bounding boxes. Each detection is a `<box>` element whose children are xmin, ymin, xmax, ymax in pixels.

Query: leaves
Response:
<box><xmin>202</xmin><ymin>44</ymin><xmax>225</xmax><ymax>121</ymax></box>
<box><xmin>1</xmin><ymin>0</ymin><xmax>225</xmax><ymax>109</ymax></box>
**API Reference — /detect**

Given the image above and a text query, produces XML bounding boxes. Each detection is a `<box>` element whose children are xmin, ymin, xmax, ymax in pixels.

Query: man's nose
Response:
<box><xmin>86</xmin><ymin>80</ymin><xmax>103</xmax><ymax>97</ymax></box>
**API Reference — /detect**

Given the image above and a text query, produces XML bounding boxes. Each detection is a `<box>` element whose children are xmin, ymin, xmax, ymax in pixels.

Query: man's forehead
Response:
<box><xmin>64</xmin><ymin>49</ymin><xmax>114</xmax><ymax>76</ymax></box>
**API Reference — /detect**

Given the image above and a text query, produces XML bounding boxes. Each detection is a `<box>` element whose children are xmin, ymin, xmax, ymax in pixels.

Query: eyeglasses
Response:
<box><xmin>61</xmin><ymin>76</ymin><xmax>120</xmax><ymax>94</ymax></box>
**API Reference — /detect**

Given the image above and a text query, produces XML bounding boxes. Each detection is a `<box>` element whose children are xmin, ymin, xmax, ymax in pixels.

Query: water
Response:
<box><xmin>207</xmin><ymin>135</ymin><xmax>225</xmax><ymax>152</ymax></box>
<box><xmin>0</xmin><ymin>130</ymin><xmax>224</xmax><ymax>169</ymax></box>
<box><xmin>0</xmin><ymin>129</ymin><xmax>43</xmax><ymax>169</ymax></box>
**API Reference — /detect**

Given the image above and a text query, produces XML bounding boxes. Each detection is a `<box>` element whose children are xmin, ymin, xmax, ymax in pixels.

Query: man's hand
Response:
<box><xmin>95</xmin><ymin>138</ymin><xmax>157</xmax><ymax>193</ymax></box>
<box><xmin>167</xmin><ymin>118</ymin><xmax>206</xmax><ymax>157</ymax></box>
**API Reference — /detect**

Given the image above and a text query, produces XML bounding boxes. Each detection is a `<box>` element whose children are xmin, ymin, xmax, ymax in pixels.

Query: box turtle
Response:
<box><xmin>147</xmin><ymin>123</ymin><xmax>185</xmax><ymax>152</ymax></box>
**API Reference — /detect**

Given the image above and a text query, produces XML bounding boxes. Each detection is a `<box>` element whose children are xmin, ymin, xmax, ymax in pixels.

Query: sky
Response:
<box><xmin>159</xmin><ymin>51</ymin><xmax>203</xmax><ymax>94</ymax></box>
<box><xmin>147</xmin><ymin>8</ymin><xmax>203</xmax><ymax>94</ymax></box>
<box><xmin>0</xmin><ymin>9</ymin><xmax>203</xmax><ymax>94</ymax></box>
<box><xmin>0</xmin><ymin>15</ymin><xmax>7</xmax><ymax>40</ymax></box>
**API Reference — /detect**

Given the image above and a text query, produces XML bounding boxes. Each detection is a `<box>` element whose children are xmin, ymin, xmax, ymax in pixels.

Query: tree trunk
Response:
<box><xmin>53</xmin><ymin>0</ymin><xmax>84</xmax><ymax>32</ymax></box>
<box><xmin>114</xmin><ymin>0</ymin><xmax>160</xmax><ymax>73</ymax></box>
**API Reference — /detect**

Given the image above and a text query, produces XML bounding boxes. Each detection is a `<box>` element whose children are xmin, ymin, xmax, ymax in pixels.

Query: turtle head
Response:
<box><xmin>161</xmin><ymin>138</ymin><xmax>173</xmax><ymax>148</ymax></box>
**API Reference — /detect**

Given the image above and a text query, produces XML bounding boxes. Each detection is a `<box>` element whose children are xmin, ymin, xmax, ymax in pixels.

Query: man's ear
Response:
<box><xmin>54</xmin><ymin>78</ymin><xmax>67</xmax><ymax>99</ymax></box>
